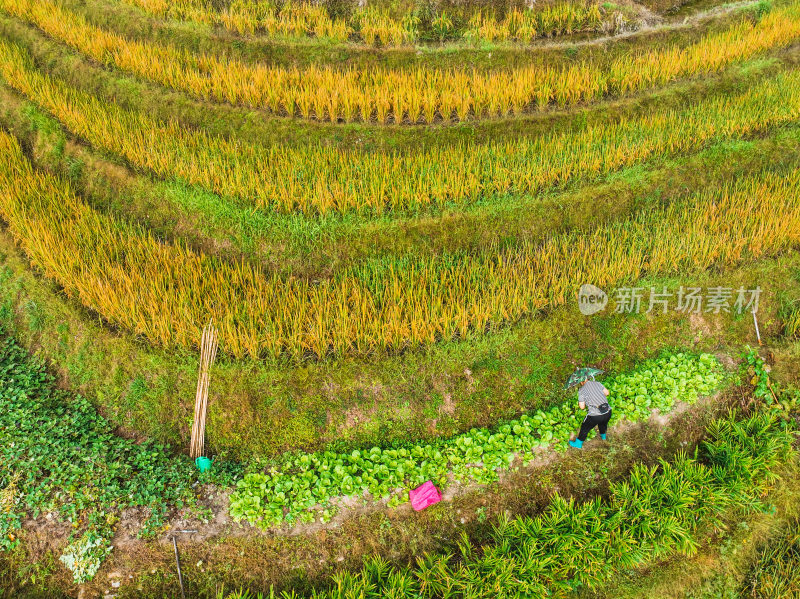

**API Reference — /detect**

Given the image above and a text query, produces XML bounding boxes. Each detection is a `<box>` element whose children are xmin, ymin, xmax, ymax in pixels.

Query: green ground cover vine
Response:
<box><xmin>230</xmin><ymin>351</ymin><xmax>725</xmax><ymax>528</ymax></box>
<box><xmin>0</xmin><ymin>329</ymin><xmax>204</xmax><ymax>581</ymax></box>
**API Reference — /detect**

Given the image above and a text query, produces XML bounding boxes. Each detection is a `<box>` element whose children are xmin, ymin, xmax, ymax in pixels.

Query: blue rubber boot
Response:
<box><xmin>600</xmin><ymin>434</ymin><xmax>607</xmax><ymax>441</ymax></box>
<box><xmin>568</xmin><ymin>439</ymin><xmax>583</xmax><ymax>449</ymax></box>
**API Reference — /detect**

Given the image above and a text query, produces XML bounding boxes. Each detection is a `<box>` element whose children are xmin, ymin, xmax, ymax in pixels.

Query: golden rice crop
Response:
<box><xmin>4</xmin><ymin>0</ymin><xmax>800</xmax><ymax>123</ymax></box>
<box><xmin>124</xmin><ymin>0</ymin><xmax>603</xmax><ymax>45</ymax></box>
<box><xmin>464</xmin><ymin>3</ymin><xmax>603</xmax><ymax>43</ymax></box>
<box><xmin>129</xmin><ymin>0</ymin><xmax>352</xmax><ymax>39</ymax></box>
<box><xmin>0</xmin><ymin>130</ymin><xmax>798</xmax><ymax>360</ymax></box>
<box><xmin>356</xmin><ymin>6</ymin><xmax>418</xmax><ymax>46</ymax></box>
<box><xmin>221</xmin><ymin>0</ymin><xmax>352</xmax><ymax>40</ymax></box>
<box><xmin>2</xmin><ymin>37</ymin><xmax>800</xmax><ymax>215</ymax></box>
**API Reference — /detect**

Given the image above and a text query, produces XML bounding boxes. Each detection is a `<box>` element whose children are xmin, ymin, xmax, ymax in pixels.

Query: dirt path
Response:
<box><xmin>526</xmin><ymin>0</ymin><xmax>761</xmax><ymax>52</ymax></box>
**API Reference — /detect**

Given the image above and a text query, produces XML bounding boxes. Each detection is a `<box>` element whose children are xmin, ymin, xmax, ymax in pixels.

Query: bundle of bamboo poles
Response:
<box><xmin>190</xmin><ymin>321</ymin><xmax>219</xmax><ymax>459</ymax></box>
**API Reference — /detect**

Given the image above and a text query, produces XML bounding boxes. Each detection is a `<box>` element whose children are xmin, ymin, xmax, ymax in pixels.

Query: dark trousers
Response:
<box><xmin>578</xmin><ymin>410</ymin><xmax>612</xmax><ymax>441</ymax></box>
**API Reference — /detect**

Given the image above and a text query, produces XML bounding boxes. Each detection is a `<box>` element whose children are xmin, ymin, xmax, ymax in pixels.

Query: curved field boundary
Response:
<box><xmin>3</xmin><ymin>7</ymin><xmax>787</xmax><ymax>155</ymax></box>
<box><xmin>3</xmin><ymin>38</ymin><xmax>800</xmax><ymax>216</ymax></box>
<box><xmin>0</xmin><ymin>130</ymin><xmax>798</xmax><ymax>360</ymax></box>
<box><xmin>57</xmin><ymin>0</ymin><xmax>759</xmax><ymax>72</ymax></box>
<box><xmin>113</xmin><ymin>0</ymin><xmax>752</xmax><ymax>56</ymax></box>
<box><xmin>120</xmin><ymin>0</ymin><xmax>758</xmax><ymax>54</ymax></box>
<box><xmin>3</xmin><ymin>0</ymin><xmax>799</xmax><ymax>124</ymax></box>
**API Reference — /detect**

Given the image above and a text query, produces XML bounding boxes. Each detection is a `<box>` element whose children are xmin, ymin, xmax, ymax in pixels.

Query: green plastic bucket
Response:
<box><xmin>195</xmin><ymin>456</ymin><xmax>212</xmax><ymax>473</ymax></box>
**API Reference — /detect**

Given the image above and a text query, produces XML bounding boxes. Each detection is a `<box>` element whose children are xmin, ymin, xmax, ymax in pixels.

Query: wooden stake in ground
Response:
<box><xmin>190</xmin><ymin>320</ymin><xmax>219</xmax><ymax>459</ymax></box>
<box><xmin>172</xmin><ymin>536</ymin><xmax>186</xmax><ymax>599</ymax></box>
<box><xmin>752</xmin><ymin>309</ymin><xmax>762</xmax><ymax>346</ymax></box>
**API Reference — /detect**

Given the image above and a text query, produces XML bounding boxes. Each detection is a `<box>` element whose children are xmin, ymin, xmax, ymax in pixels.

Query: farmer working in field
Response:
<box><xmin>565</xmin><ymin>367</ymin><xmax>612</xmax><ymax>449</ymax></box>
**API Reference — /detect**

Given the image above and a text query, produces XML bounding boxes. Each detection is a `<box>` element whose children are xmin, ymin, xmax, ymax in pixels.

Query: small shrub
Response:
<box><xmin>59</xmin><ymin>530</ymin><xmax>112</xmax><ymax>583</ymax></box>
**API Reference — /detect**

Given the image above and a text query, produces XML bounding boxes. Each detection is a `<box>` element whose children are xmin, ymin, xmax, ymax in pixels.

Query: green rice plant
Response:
<box><xmin>744</xmin><ymin>519</ymin><xmax>800</xmax><ymax>598</ymax></box>
<box><xmin>133</xmin><ymin>0</ymin><xmax>353</xmax><ymax>40</ymax></box>
<box><xmin>463</xmin><ymin>2</ymin><xmax>605</xmax><ymax>41</ymax></box>
<box><xmin>786</xmin><ymin>309</ymin><xmax>800</xmax><ymax>338</ymax></box>
<box><xmin>779</xmin><ymin>294</ymin><xmax>800</xmax><ymax>338</ymax></box>
<box><xmin>356</xmin><ymin>6</ymin><xmax>417</xmax><ymax>45</ymax></box>
<box><xmin>3</xmin><ymin>35</ymin><xmax>800</xmax><ymax>215</ymax></box>
<box><xmin>123</xmin><ymin>0</ymin><xmax>609</xmax><ymax>46</ymax></box>
<box><xmin>430</xmin><ymin>11</ymin><xmax>454</xmax><ymax>41</ymax></box>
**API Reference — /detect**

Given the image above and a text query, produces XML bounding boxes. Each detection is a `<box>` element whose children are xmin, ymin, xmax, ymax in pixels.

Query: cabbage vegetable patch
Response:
<box><xmin>230</xmin><ymin>352</ymin><xmax>725</xmax><ymax>528</ymax></box>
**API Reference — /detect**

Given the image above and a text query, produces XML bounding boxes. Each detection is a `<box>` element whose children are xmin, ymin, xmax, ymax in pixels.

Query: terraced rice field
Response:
<box><xmin>5</xmin><ymin>0</ymin><xmax>800</xmax><ymax>123</ymax></box>
<box><xmin>0</xmin><ymin>0</ymin><xmax>799</xmax><ymax>595</ymax></box>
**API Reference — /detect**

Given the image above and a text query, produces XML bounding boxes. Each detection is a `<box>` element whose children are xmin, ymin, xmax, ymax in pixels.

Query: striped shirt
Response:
<box><xmin>579</xmin><ymin>381</ymin><xmax>610</xmax><ymax>416</ymax></box>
